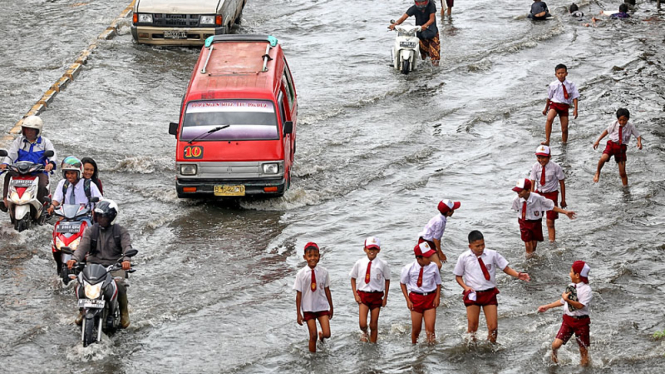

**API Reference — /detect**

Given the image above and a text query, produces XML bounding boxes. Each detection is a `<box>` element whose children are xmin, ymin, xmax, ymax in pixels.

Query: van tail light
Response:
<box><xmin>183</xmin><ymin>187</ymin><xmax>197</xmax><ymax>193</ymax></box>
<box><xmin>133</xmin><ymin>13</ymin><xmax>138</xmax><ymax>24</ymax></box>
<box><xmin>216</xmin><ymin>15</ymin><xmax>222</xmax><ymax>26</ymax></box>
<box><xmin>264</xmin><ymin>187</ymin><xmax>278</xmax><ymax>193</ymax></box>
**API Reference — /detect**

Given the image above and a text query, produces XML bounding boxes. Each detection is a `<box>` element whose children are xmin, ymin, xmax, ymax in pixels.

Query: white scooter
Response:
<box><xmin>390</xmin><ymin>20</ymin><xmax>421</xmax><ymax>74</ymax></box>
<box><xmin>0</xmin><ymin>149</ymin><xmax>54</xmax><ymax>232</ymax></box>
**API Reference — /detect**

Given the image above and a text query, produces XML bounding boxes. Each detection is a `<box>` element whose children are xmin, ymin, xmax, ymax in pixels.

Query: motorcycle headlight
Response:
<box><xmin>55</xmin><ymin>237</ymin><xmax>65</xmax><ymax>250</ymax></box>
<box><xmin>84</xmin><ymin>282</ymin><xmax>102</xmax><ymax>299</ymax></box>
<box><xmin>262</xmin><ymin>163</ymin><xmax>279</xmax><ymax>174</ymax></box>
<box><xmin>69</xmin><ymin>237</ymin><xmax>81</xmax><ymax>251</ymax></box>
<box><xmin>200</xmin><ymin>15</ymin><xmax>216</xmax><ymax>25</ymax></box>
<box><xmin>137</xmin><ymin>13</ymin><xmax>153</xmax><ymax>24</ymax></box>
<box><xmin>9</xmin><ymin>191</ymin><xmax>19</xmax><ymax>202</ymax></box>
<box><xmin>180</xmin><ymin>164</ymin><xmax>197</xmax><ymax>175</ymax></box>
<box><xmin>17</xmin><ymin>188</ymin><xmax>34</xmax><ymax>204</ymax></box>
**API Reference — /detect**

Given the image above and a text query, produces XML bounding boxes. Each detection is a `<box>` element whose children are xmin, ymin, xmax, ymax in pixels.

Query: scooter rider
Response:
<box><xmin>67</xmin><ymin>199</ymin><xmax>134</xmax><ymax>328</ymax></box>
<box><xmin>389</xmin><ymin>0</ymin><xmax>440</xmax><ymax>66</ymax></box>
<box><xmin>48</xmin><ymin>156</ymin><xmax>102</xmax><ymax>215</ymax></box>
<box><xmin>1</xmin><ymin>116</ymin><xmax>57</xmax><ymax>212</ymax></box>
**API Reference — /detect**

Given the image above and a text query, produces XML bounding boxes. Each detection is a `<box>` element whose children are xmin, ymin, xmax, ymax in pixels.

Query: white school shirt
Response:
<box><xmin>529</xmin><ymin>161</ymin><xmax>565</xmax><ymax>193</ymax></box>
<box><xmin>349</xmin><ymin>257</ymin><xmax>391</xmax><ymax>292</ymax></box>
<box><xmin>560</xmin><ymin>282</ymin><xmax>592</xmax><ymax>317</ymax></box>
<box><xmin>418</xmin><ymin>214</ymin><xmax>447</xmax><ymax>241</ymax></box>
<box><xmin>453</xmin><ymin>249</ymin><xmax>509</xmax><ymax>291</ymax></box>
<box><xmin>52</xmin><ymin>179</ymin><xmax>102</xmax><ymax>206</ymax></box>
<box><xmin>400</xmin><ymin>261</ymin><xmax>441</xmax><ymax>293</ymax></box>
<box><xmin>293</xmin><ymin>265</ymin><xmax>331</xmax><ymax>313</ymax></box>
<box><xmin>547</xmin><ymin>79</ymin><xmax>579</xmax><ymax>105</ymax></box>
<box><xmin>606</xmin><ymin>120</ymin><xmax>640</xmax><ymax>145</ymax></box>
<box><xmin>512</xmin><ymin>193</ymin><xmax>554</xmax><ymax>221</ymax></box>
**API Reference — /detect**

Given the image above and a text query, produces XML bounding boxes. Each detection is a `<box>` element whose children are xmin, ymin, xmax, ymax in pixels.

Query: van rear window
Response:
<box><xmin>181</xmin><ymin>100</ymin><xmax>279</xmax><ymax>141</ymax></box>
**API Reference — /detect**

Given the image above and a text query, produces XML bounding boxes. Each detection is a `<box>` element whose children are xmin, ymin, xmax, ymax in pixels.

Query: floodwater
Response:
<box><xmin>1</xmin><ymin>0</ymin><xmax>665</xmax><ymax>372</ymax></box>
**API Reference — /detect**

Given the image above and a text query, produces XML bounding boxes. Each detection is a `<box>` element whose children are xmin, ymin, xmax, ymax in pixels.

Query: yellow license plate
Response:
<box><xmin>214</xmin><ymin>185</ymin><xmax>245</xmax><ymax>196</ymax></box>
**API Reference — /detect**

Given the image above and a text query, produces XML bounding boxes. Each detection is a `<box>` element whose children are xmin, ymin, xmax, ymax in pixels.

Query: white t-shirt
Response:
<box><xmin>400</xmin><ymin>261</ymin><xmax>441</xmax><ymax>293</ymax></box>
<box><xmin>560</xmin><ymin>282</ymin><xmax>592</xmax><ymax>317</ymax></box>
<box><xmin>349</xmin><ymin>257</ymin><xmax>391</xmax><ymax>292</ymax></box>
<box><xmin>52</xmin><ymin>179</ymin><xmax>102</xmax><ymax>206</ymax></box>
<box><xmin>453</xmin><ymin>249</ymin><xmax>509</xmax><ymax>290</ymax></box>
<box><xmin>293</xmin><ymin>265</ymin><xmax>331</xmax><ymax>313</ymax></box>
<box><xmin>512</xmin><ymin>193</ymin><xmax>555</xmax><ymax>221</ymax></box>
<box><xmin>548</xmin><ymin>79</ymin><xmax>580</xmax><ymax>105</ymax></box>
<box><xmin>418</xmin><ymin>214</ymin><xmax>448</xmax><ymax>241</ymax></box>
<box><xmin>529</xmin><ymin>161</ymin><xmax>565</xmax><ymax>193</ymax></box>
<box><xmin>606</xmin><ymin>120</ymin><xmax>640</xmax><ymax>145</ymax></box>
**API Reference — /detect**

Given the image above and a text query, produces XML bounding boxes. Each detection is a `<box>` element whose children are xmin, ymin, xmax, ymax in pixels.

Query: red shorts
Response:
<box><xmin>556</xmin><ymin>314</ymin><xmax>590</xmax><ymax>348</ymax></box>
<box><xmin>357</xmin><ymin>291</ymin><xmax>384</xmax><ymax>310</ymax></box>
<box><xmin>519</xmin><ymin>218</ymin><xmax>544</xmax><ymax>242</ymax></box>
<box><xmin>303</xmin><ymin>310</ymin><xmax>330</xmax><ymax>321</ymax></box>
<box><xmin>549</xmin><ymin>102</ymin><xmax>569</xmax><ymax>117</ymax></box>
<box><xmin>446</xmin><ymin>0</ymin><xmax>454</xmax><ymax>7</ymax></box>
<box><xmin>603</xmin><ymin>140</ymin><xmax>627</xmax><ymax>163</ymax></box>
<box><xmin>536</xmin><ymin>190</ymin><xmax>559</xmax><ymax>220</ymax></box>
<box><xmin>463</xmin><ymin>287</ymin><xmax>500</xmax><ymax>307</ymax></box>
<box><xmin>409</xmin><ymin>292</ymin><xmax>437</xmax><ymax>314</ymax></box>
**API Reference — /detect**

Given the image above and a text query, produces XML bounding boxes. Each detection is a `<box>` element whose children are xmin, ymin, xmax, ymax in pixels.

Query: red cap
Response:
<box><xmin>535</xmin><ymin>145</ymin><xmax>551</xmax><ymax>157</ymax></box>
<box><xmin>437</xmin><ymin>199</ymin><xmax>461</xmax><ymax>215</ymax></box>
<box><xmin>572</xmin><ymin>261</ymin><xmax>590</xmax><ymax>284</ymax></box>
<box><xmin>364</xmin><ymin>236</ymin><xmax>381</xmax><ymax>250</ymax></box>
<box><xmin>512</xmin><ymin>178</ymin><xmax>532</xmax><ymax>192</ymax></box>
<box><xmin>414</xmin><ymin>241</ymin><xmax>436</xmax><ymax>257</ymax></box>
<box><xmin>304</xmin><ymin>242</ymin><xmax>319</xmax><ymax>253</ymax></box>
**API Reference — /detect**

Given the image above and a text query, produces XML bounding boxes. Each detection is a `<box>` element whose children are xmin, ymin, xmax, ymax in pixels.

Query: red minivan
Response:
<box><xmin>170</xmin><ymin>35</ymin><xmax>297</xmax><ymax>198</ymax></box>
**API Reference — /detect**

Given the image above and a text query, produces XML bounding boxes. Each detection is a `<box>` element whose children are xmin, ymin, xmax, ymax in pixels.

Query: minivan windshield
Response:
<box><xmin>181</xmin><ymin>100</ymin><xmax>279</xmax><ymax>141</ymax></box>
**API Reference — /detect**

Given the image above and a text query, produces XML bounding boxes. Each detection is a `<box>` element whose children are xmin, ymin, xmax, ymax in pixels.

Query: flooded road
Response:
<box><xmin>1</xmin><ymin>0</ymin><xmax>665</xmax><ymax>372</ymax></box>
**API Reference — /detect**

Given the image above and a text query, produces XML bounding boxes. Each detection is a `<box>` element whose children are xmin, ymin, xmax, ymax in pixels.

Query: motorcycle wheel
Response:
<box><xmin>61</xmin><ymin>265</ymin><xmax>70</xmax><ymax>286</ymax></box>
<box><xmin>14</xmin><ymin>217</ymin><xmax>30</xmax><ymax>232</ymax></box>
<box><xmin>401</xmin><ymin>59</ymin><xmax>411</xmax><ymax>75</ymax></box>
<box><xmin>83</xmin><ymin>317</ymin><xmax>98</xmax><ymax>347</ymax></box>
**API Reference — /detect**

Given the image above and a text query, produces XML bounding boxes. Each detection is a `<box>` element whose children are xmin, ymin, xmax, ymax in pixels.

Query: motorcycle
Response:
<box><xmin>389</xmin><ymin>20</ymin><xmax>421</xmax><ymax>74</ymax></box>
<box><xmin>0</xmin><ymin>149</ymin><xmax>54</xmax><ymax>232</ymax></box>
<box><xmin>52</xmin><ymin>204</ymin><xmax>93</xmax><ymax>285</ymax></box>
<box><xmin>64</xmin><ymin>247</ymin><xmax>138</xmax><ymax>347</ymax></box>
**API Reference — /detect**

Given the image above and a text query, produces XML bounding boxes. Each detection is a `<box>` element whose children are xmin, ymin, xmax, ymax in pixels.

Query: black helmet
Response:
<box><xmin>94</xmin><ymin>199</ymin><xmax>118</xmax><ymax>226</ymax></box>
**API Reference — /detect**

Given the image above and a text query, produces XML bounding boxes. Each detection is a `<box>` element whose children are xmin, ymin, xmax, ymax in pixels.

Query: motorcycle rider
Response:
<box><xmin>48</xmin><ymin>156</ymin><xmax>102</xmax><ymax>215</ymax></box>
<box><xmin>389</xmin><ymin>0</ymin><xmax>440</xmax><ymax>66</ymax></box>
<box><xmin>67</xmin><ymin>199</ymin><xmax>134</xmax><ymax>328</ymax></box>
<box><xmin>1</xmin><ymin>116</ymin><xmax>57</xmax><ymax>212</ymax></box>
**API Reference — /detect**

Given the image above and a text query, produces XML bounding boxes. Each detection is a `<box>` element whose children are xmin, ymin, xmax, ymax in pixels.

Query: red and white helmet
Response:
<box><xmin>415</xmin><ymin>0</ymin><xmax>430</xmax><ymax>9</ymax></box>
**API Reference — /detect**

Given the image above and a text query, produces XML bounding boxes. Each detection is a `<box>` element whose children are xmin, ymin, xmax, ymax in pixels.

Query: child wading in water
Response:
<box><xmin>542</xmin><ymin>64</ymin><xmax>580</xmax><ymax>146</ymax></box>
<box><xmin>400</xmin><ymin>242</ymin><xmax>441</xmax><ymax>344</ymax></box>
<box><xmin>593</xmin><ymin>108</ymin><xmax>643</xmax><ymax>186</ymax></box>
<box><xmin>538</xmin><ymin>261</ymin><xmax>593</xmax><ymax>366</ymax></box>
<box><xmin>349</xmin><ymin>237</ymin><xmax>391</xmax><ymax>343</ymax></box>
<box><xmin>294</xmin><ymin>242</ymin><xmax>334</xmax><ymax>353</ymax></box>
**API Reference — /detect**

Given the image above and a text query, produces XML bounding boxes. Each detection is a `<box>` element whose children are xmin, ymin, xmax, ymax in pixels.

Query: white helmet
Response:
<box><xmin>22</xmin><ymin>116</ymin><xmax>44</xmax><ymax>137</ymax></box>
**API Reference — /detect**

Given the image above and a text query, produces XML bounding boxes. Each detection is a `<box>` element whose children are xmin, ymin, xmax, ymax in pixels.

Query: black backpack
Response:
<box><xmin>89</xmin><ymin>223</ymin><xmax>122</xmax><ymax>255</ymax></box>
<box><xmin>62</xmin><ymin>179</ymin><xmax>92</xmax><ymax>202</ymax></box>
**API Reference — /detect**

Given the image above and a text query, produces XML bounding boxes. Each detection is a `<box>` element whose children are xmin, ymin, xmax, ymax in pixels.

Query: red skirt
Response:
<box><xmin>463</xmin><ymin>287</ymin><xmax>500</xmax><ymax>306</ymax></box>
<box><xmin>409</xmin><ymin>292</ymin><xmax>437</xmax><ymax>314</ymax></box>
<box><xmin>358</xmin><ymin>291</ymin><xmax>384</xmax><ymax>310</ymax></box>
<box><xmin>556</xmin><ymin>314</ymin><xmax>590</xmax><ymax>348</ymax></box>
<box><xmin>603</xmin><ymin>140</ymin><xmax>627</xmax><ymax>163</ymax></box>
<box><xmin>519</xmin><ymin>218</ymin><xmax>544</xmax><ymax>242</ymax></box>
<box><xmin>536</xmin><ymin>190</ymin><xmax>559</xmax><ymax>220</ymax></box>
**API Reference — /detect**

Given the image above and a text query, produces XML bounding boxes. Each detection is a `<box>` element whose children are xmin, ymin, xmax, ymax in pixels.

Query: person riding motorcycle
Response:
<box><xmin>48</xmin><ymin>156</ymin><xmax>102</xmax><ymax>215</ymax></box>
<box><xmin>1</xmin><ymin>116</ymin><xmax>57</xmax><ymax>212</ymax></box>
<box><xmin>67</xmin><ymin>199</ymin><xmax>134</xmax><ymax>328</ymax></box>
<box><xmin>389</xmin><ymin>0</ymin><xmax>440</xmax><ymax>66</ymax></box>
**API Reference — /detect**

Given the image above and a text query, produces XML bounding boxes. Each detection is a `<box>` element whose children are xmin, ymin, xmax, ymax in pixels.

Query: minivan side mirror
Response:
<box><xmin>169</xmin><ymin>122</ymin><xmax>179</xmax><ymax>136</ymax></box>
<box><xmin>283</xmin><ymin>121</ymin><xmax>293</xmax><ymax>135</ymax></box>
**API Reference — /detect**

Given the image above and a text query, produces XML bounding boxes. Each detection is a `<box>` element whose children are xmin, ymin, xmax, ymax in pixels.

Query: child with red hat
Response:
<box><xmin>294</xmin><ymin>242</ymin><xmax>334</xmax><ymax>353</ymax></box>
<box><xmin>349</xmin><ymin>236</ymin><xmax>391</xmax><ymax>343</ymax></box>
<box><xmin>417</xmin><ymin>199</ymin><xmax>461</xmax><ymax>269</ymax></box>
<box><xmin>538</xmin><ymin>261</ymin><xmax>593</xmax><ymax>366</ymax></box>
<box><xmin>512</xmin><ymin>178</ymin><xmax>576</xmax><ymax>257</ymax></box>
<box><xmin>529</xmin><ymin>145</ymin><xmax>567</xmax><ymax>242</ymax></box>
<box><xmin>399</xmin><ymin>241</ymin><xmax>442</xmax><ymax>344</ymax></box>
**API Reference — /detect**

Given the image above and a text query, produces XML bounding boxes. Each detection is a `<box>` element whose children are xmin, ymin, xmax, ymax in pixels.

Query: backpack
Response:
<box><xmin>89</xmin><ymin>223</ymin><xmax>122</xmax><ymax>255</ymax></box>
<box><xmin>62</xmin><ymin>179</ymin><xmax>92</xmax><ymax>203</ymax></box>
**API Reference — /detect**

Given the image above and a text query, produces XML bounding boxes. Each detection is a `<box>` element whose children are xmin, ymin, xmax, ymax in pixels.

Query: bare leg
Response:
<box><xmin>560</xmin><ymin>116</ymin><xmax>569</xmax><ymax>143</ymax></box>
<box><xmin>465</xmin><ymin>305</ymin><xmax>481</xmax><ymax>341</ymax></box>
<box><xmin>542</xmin><ymin>110</ymin><xmax>558</xmax><ymax>145</ymax></box>
<box><xmin>525</xmin><ymin>240</ymin><xmax>537</xmax><ymax>257</ymax></box>
<box><xmin>306</xmin><ymin>319</ymin><xmax>318</xmax><ymax>353</ymax></box>
<box><xmin>618</xmin><ymin>161</ymin><xmax>628</xmax><ymax>186</ymax></box>
<box><xmin>579</xmin><ymin>345</ymin><xmax>589</xmax><ymax>366</ymax></box>
<box><xmin>423</xmin><ymin>308</ymin><xmax>437</xmax><ymax>343</ymax></box>
<box><xmin>369</xmin><ymin>307</ymin><xmax>381</xmax><ymax>343</ymax></box>
<box><xmin>551</xmin><ymin>338</ymin><xmax>564</xmax><ymax>363</ymax></box>
<box><xmin>594</xmin><ymin>154</ymin><xmax>611</xmax><ymax>183</ymax></box>
<box><xmin>483</xmin><ymin>305</ymin><xmax>498</xmax><ymax>343</ymax></box>
<box><xmin>318</xmin><ymin>315</ymin><xmax>331</xmax><ymax>341</ymax></box>
<box><xmin>410</xmin><ymin>310</ymin><xmax>423</xmax><ymax>344</ymax></box>
<box><xmin>358</xmin><ymin>303</ymin><xmax>369</xmax><ymax>342</ymax></box>
<box><xmin>546</xmin><ymin>219</ymin><xmax>556</xmax><ymax>242</ymax></box>
<box><xmin>431</xmin><ymin>253</ymin><xmax>443</xmax><ymax>269</ymax></box>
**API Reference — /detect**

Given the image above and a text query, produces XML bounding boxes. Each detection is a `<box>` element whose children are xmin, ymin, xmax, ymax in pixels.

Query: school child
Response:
<box><xmin>529</xmin><ymin>145</ymin><xmax>566</xmax><ymax>242</ymax></box>
<box><xmin>453</xmin><ymin>230</ymin><xmax>531</xmax><ymax>343</ymax></box>
<box><xmin>417</xmin><ymin>199</ymin><xmax>461</xmax><ymax>269</ymax></box>
<box><xmin>537</xmin><ymin>261</ymin><xmax>592</xmax><ymax>366</ymax></box>
<box><xmin>400</xmin><ymin>242</ymin><xmax>441</xmax><ymax>344</ymax></box>
<box><xmin>349</xmin><ymin>236</ymin><xmax>391</xmax><ymax>343</ymax></box>
<box><xmin>294</xmin><ymin>242</ymin><xmax>334</xmax><ymax>353</ymax></box>
<box><xmin>542</xmin><ymin>64</ymin><xmax>580</xmax><ymax>146</ymax></box>
<box><xmin>512</xmin><ymin>179</ymin><xmax>576</xmax><ymax>257</ymax></box>
<box><xmin>593</xmin><ymin>108</ymin><xmax>643</xmax><ymax>186</ymax></box>
<box><xmin>529</xmin><ymin>0</ymin><xmax>551</xmax><ymax>20</ymax></box>
<box><xmin>569</xmin><ymin>3</ymin><xmax>584</xmax><ymax>18</ymax></box>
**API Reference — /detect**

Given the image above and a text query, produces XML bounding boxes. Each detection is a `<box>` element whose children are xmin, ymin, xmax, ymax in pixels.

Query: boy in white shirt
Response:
<box><xmin>593</xmin><ymin>108</ymin><xmax>643</xmax><ymax>186</ymax></box>
<box><xmin>294</xmin><ymin>242</ymin><xmax>334</xmax><ymax>353</ymax></box>
<box><xmin>417</xmin><ymin>199</ymin><xmax>461</xmax><ymax>269</ymax></box>
<box><xmin>512</xmin><ymin>178</ymin><xmax>576</xmax><ymax>257</ymax></box>
<box><xmin>400</xmin><ymin>241</ymin><xmax>441</xmax><ymax>344</ymax></box>
<box><xmin>454</xmin><ymin>230</ymin><xmax>531</xmax><ymax>343</ymax></box>
<box><xmin>542</xmin><ymin>64</ymin><xmax>580</xmax><ymax>146</ymax></box>
<box><xmin>529</xmin><ymin>145</ymin><xmax>567</xmax><ymax>242</ymax></box>
<box><xmin>349</xmin><ymin>236</ymin><xmax>391</xmax><ymax>343</ymax></box>
<box><xmin>538</xmin><ymin>261</ymin><xmax>593</xmax><ymax>366</ymax></box>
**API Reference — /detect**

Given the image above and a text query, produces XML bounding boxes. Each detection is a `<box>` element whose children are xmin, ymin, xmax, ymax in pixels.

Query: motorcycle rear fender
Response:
<box><xmin>400</xmin><ymin>49</ymin><xmax>413</xmax><ymax>61</ymax></box>
<box><xmin>13</xmin><ymin>205</ymin><xmax>30</xmax><ymax>221</ymax></box>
